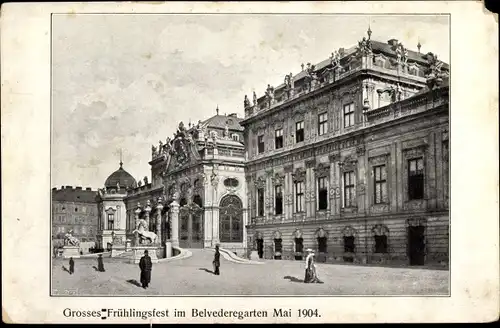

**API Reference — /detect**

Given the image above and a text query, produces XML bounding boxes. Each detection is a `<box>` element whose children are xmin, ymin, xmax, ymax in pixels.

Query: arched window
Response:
<box><xmin>193</xmin><ymin>195</ymin><xmax>203</xmax><ymax>208</ymax></box>
<box><xmin>219</xmin><ymin>195</ymin><xmax>243</xmax><ymax>242</ymax></box>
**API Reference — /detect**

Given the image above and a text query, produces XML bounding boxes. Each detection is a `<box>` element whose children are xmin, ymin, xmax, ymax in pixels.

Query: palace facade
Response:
<box><xmin>96</xmin><ymin>111</ymin><xmax>248</xmax><ymax>256</ymax></box>
<box><xmin>92</xmin><ymin>28</ymin><xmax>449</xmax><ymax>266</ymax></box>
<box><xmin>240</xmin><ymin>29</ymin><xmax>449</xmax><ymax>266</ymax></box>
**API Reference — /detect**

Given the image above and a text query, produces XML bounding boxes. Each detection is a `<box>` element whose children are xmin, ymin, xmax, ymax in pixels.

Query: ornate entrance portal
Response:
<box><xmin>179</xmin><ymin>203</ymin><xmax>204</xmax><ymax>248</ymax></box>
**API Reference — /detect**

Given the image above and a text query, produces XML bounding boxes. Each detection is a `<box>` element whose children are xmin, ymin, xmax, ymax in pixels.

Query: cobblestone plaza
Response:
<box><xmin>52</xmin><ymin>250</ymin><xmax>448</xmax><ymax>296</ymax></box>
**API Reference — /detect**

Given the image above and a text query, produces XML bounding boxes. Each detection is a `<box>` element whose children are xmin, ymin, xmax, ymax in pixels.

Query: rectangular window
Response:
<box><xmin>374</xmin><ymin>165</ymin><xmax>388</xmax><ymax>204</ymax></box>
<box><xmin>294</xmin><ymin>181</ymin><xmax>305</xmax><ymax>212</ymax></box>
<box><xmin>107</xmin><ymin>213</ymin><xmax>114</xmax><ymax>230</ymax></box>
<box><xmin>275</xmin><ymin>128</ymin><xmax>283</xmax><ymax>149</ymax></box>
<box><xmin>343</xmin><ymin>171</ymin><xmax>356</xmax><ymax>207</ymax></box>
<box><xmin>408</xmin><ymin>158</ymin><xmax>424</xmax><ymax>200</ymax></box>
<box><xmin>318</xmin><ymin>177</ymin><xmax>328</xmax><ymax>210</ymax></box>
<box><xmin>318</xmin><ymin>112</ymin><xmax>328</xmax><ymax>136</ymax></box>
<box><xmin>295</xmin><ymin>121</ymin><xmax>304</xmax><ymax>143</ymax></box>
<box><xmin>275</xmin><ymin>185</ymin><xmax>283</xmax><ymax>215</ymax></box>
<box><xmin>343</xmin><ymin>103</ymin><xmax>355</xmax><ymax>128</ymax></box>
<box><xmin>258</xmin><ymin>135</ymin><xmax>265</xmax><ymax>154</ymax></box>
<box><xmin>257</xmin><ymin>188</ymin><xmax>265</xmax><ymax>217</ymax></box>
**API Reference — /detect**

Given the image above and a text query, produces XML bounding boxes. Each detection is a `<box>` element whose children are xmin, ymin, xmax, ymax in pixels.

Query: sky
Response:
<box><xmin>51</xmin><ymin>14</ymin><xmax>450</xmax><ymax>189</ymax></box>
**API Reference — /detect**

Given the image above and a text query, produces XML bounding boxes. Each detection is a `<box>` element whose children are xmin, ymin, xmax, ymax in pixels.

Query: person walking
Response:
<box><xmin>304</xmin><ymin>249</ymin><xmax>322</xmax><ymax>283</ymax></box>
<box><xmin>213</xmin><ymin>245</ymin><xmax>221</xmax><ymax>275</ymax></box>
<box><xmin>139</xmin><ymin>250</ymin><xmax>153</xmax><ymax>289</ymax></box>
<box><xmin>97</xmin><ymin>254</ymin><xmax>105</xmax><ymax>272</ymax></box>
<box><xmin>69</xmin><ymin>257</ymin><xmax>75</xmax><ymax>275</ymax></box>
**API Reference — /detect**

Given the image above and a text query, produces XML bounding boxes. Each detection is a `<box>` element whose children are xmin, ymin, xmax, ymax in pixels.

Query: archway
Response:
<box><xmin>219</xmin><ymin>195</ymin><xmax>243</xmax><ymax>243</ymax></box>
<box><xmin>179</xmin><ymin>201</ymin><xmax>204</xmax><ymax>249</ymax></box>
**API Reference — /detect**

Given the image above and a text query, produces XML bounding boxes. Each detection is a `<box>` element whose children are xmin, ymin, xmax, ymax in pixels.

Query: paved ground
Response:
<box><xmin>52</xmin><ymin>250</ymin><xmax>449</xmax><ymax>296</ymax></box>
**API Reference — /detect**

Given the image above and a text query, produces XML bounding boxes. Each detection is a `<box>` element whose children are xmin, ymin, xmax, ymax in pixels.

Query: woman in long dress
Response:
<box><xmin>304</xmin><ymin>249</ymin><xmax>323</xmax><ymax>283</ymax></box>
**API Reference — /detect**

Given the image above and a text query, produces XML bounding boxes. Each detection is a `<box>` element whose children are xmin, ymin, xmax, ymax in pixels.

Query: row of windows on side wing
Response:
<box><xmin>257</xmin><ymin>105</ymin><xmax>355</xmax><ymax>154</ymax></box>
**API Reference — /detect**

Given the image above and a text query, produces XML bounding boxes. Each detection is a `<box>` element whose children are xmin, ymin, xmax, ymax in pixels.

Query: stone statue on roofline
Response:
<box><xmin>253</xmin><ymin>91</ymin><xmax>257</xmax><ymax>107</ymax></box>
<box><xmin>265</xmin><ymin>84</ymin><xmax>275</xmax><ymax>108</ymax></box>
<box><xmin>244</xmin><ymin>95</ymin><xmax>251</xmax><ymax>108</ymax></box>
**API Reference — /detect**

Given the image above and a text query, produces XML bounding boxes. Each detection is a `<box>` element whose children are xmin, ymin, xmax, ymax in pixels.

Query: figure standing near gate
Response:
<box><xmin>139</xmin><ymin>250</ymin><xmax>153</xmax><ymax>288</ymax></box>
<box><xmin>97</xmin><ymin>254</ymin><xmax>105</xmax><ymax>272</ymax></box>
<box><xmin>213</xmin><ymin>245</ymin><xmax>221</xmax><ymax>275</ymax></box>
<box><xmin>69</xmin><ymin>257</ymin><xmax>75</xmax><ymax>275</ymax></box>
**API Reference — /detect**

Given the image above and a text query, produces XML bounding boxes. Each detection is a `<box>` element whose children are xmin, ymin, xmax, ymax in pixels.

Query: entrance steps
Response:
<box><xmin>205</xmin><ymin>248</ymin><xmax>264</xmax><ymax>265</ymax></box>
<box><xmin>158</xmin><ymin>246</ymin><xmax>192</xmax><ymax>263</ymax></box>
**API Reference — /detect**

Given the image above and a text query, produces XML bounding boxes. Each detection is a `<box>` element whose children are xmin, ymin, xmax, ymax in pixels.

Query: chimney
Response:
<box><xmin>76</xmin><ymin>186</ymin><xmax>82</xmax><ymax>190</ymax></box>
<box><xmin>52</xmin><ymin>187</ymin><xmax>57</xmax><ymax>191</ymax></box>
<box><xmin>388</xmin><ymin>39</ymin><xmax>398</xmax><ymax>47</ymax></box>
<box><xmin>65</xmin><ymin>185</ymin><xmax>72</xmax><ymax>189</ymax></box>
<box><xmin>86</xmin><ymin>187</ymin><xmax>92</xmax><ymax>191</ymax></box>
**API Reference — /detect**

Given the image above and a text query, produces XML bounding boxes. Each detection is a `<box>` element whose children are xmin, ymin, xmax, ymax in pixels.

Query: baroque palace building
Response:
<box><xmin>96</xmin><ymin>110</ymin><xmax>248</xmax><ymax>255</ymax></box>
<box><xmin>240</xmin><ymin>28</ymin><xmax>449</xmax><ymax>266</ymax></box>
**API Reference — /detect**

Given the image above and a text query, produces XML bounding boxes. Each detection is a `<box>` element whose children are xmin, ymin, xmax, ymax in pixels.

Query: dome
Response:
<box><xmin>104</xmin><ymin>162</ymin><xmax>136</xmax><ymax>189</ymax></box>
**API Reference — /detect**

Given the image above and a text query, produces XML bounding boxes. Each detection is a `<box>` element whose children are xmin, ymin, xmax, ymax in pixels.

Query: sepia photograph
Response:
<box><xmin>2</xmin><ymin>1</ymin><xmax>498</xmax><ymax>324</ymax></box>
<box><xmin>50</xmin><ymin>13</ymin><xmax>450</xmax><ymax>296</ymax></box>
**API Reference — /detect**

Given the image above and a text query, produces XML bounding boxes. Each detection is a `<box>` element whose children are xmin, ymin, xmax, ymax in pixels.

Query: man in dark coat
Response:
<box><xmin>139</xmin><ymin>250</ymin><xmax>153</xmax><ymax>289</ymax></box>
<box><xmin>69</xmin><ymin>257</ymin><xmax>75</xmax><ymax>275</ymax></box>
<box><xmin>213</xmin><ymin>245</ymin><xmax>221</xmax><ymax>275</ymax></box>
<box><xmin>97</xmin><ymin>254</ymin><xmax>105</xmax><ymax>272</ymax></box>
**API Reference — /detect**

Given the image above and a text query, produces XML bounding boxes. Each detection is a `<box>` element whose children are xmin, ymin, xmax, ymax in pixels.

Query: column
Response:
<box><xmin>266</xmin><ymin>169</ymin><xmax>273</xmax><ymax>220</ymax></box>
<box><xmin>156</xmin><ymin>201</ymin><xmax>163</xmax><ymax>245</ymax></box>
<box><xmin>329</xmin><ymin>154</ymin><xmax>339</xmax><ymax>216</ymax></box>
<box><xmin>134</xmin><ymin>206</ymin><xmax>141</xmax><ymax>246</ymax></box>
<box><xmin>169</xmin><ymin>199</ymin><xmax>180</xmax><ymax>247</ymax></box>
<box><xmin>144</xmin><ymin>202</ymin><xmax>152</xmax><ymax>232</ymax></box>
<box><xmin>305</xmin><ymin>159</ymin><xmax>316</xmax><ymax>219</ymax></box>
<box><xmin>427</xmin><ymin>132</ymin><xmax>437</xmax><ymax>210</ymax></box>
<box><xmin>356</xmin><ymin>146</ymin><xmax>367</xmax><ymax>214</ymax></box>
<box><xmin>284</xmin><ymin>165</ymin><xmax>293</xmax><ymax>220</ymax></box>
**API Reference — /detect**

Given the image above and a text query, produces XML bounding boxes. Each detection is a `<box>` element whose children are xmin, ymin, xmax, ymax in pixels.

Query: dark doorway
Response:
<box><xmin>343</xmin><ymin>236</ymin><xmax>355</xmax><ymax>262</ymax></box>
<box><xmin>294</xmin><ymin>238</ymin><xmax>303</xmax><ymax>260</ymax></box>
<box><xmin>408</xmin><ymin>225</ymin><xmax>426</xmax><ymax>265</ymax></box>
<box><xmin>257</xmin><ymin>239</ymin><xmax>264</xmax><ymax>259</ymax></box>
<box><xmin>274</xmin><ymin>238</ymin><xmax>282</xmax><ymax>260</ymax></box>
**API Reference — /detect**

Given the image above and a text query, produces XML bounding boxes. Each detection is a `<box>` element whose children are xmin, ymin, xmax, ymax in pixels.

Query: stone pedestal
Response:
<box><xmin>130</xmin><ymin>246</ymin><xmax>159</xmax><ymax>264</ymax></box>
<box><xmin>169</xmin><ymin>200</ymin><xmax>180</xmax><ymax>248</ymax></box>
<box><xmin>111</xmin><ymin>244</ymin><xmax>126</xmax><ymax>257</ymax></box>
<box><xmin>249</xmin><ymin>250</ymin><xmax>260</xmax><ymax>261</ymax></box>
<box><xmin>165</xmin><ymin>241</ymin><xmax>172</xmax><ymax>258</ymax></box>
<box><xmin>62</xmin><ymin>246</ymin><xmax>80</xmax><ymax>259</ymax></box>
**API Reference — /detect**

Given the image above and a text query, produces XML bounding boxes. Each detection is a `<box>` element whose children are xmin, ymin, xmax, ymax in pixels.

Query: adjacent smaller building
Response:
<box><xmin>51</xmin><ymin>186</ymin><xmax>99</xmax><ymax>251</ymax></box>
